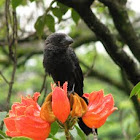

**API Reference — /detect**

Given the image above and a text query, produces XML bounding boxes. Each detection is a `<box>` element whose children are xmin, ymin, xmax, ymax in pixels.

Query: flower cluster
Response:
<box><xmin>4</xmin><ymin>82</ymin><xmax>117</xmax><ymax>140</ymax></box>
<box><xmin>40</xmin><ymin>82</ymin><xmax>88</xmax><ymax>124</ymax></box>
<box><xmin>4</xmin><ymin>92</ymin><xmax>50</xmax><ymax>140</ymax></box>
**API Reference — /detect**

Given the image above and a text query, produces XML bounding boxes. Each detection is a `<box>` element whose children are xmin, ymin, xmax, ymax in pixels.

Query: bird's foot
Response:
<box><xmin>68</xmin><ymin>84</ymin><xmax>75</xmax><ymax>96</ymax></box>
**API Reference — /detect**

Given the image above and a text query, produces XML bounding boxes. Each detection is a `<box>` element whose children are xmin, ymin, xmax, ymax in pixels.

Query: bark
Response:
<box><xmin>99</xmin><ymin>0</ymin><xmax>140</xmax><ymax>62</ymax></box>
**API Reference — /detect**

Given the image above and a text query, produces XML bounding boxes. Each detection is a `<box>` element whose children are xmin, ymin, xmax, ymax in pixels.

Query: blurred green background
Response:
<box><xmin>0</xmin><ymin>0</ymin><xmax>140</xmax><ymax>139</ymax></box>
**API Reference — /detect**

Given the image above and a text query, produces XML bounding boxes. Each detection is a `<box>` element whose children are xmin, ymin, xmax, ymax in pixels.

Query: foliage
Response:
<box><xmin>135</xmin><ymin>133</ymin><xmax>140</xmax><ymax>140</ymax></box>
<box><xmin>130</xmin><ymin>82</ymin><xmax>140</xmax><ymax>98</ymax></box>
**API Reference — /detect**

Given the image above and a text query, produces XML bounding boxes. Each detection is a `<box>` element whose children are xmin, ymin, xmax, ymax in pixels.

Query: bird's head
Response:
<box><xmin>45</xmin><ymin>33</ymin><xmax>73</xmax><ymax>48</ymax></box>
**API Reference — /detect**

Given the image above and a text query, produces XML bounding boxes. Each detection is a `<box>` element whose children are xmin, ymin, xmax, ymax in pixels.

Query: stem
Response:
<box><xmin>92</xmin><ymin>128</ymin><xmax>98</xmax><ymax>140</ymax></box>
<box><xmin>64</xmin><ymin>123</ymin><xmax>71</xmax><ymax>140</ymax></box>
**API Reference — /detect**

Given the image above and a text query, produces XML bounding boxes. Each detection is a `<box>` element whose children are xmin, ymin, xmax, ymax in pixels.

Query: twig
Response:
<box><xmin>41</xmin><ymin>80</ymin><xmax>48</xmax><ymax>105</ymax></box>
<box><xmin>45</xmin><ymin>0</ymin><xmax>55</xmax><ymax>14</ymax></box>
<box><xmin>0</xmin><ymin>121</ymin><xmax>4</xmax><ymax>130</ymax></box>
<box><xmin>5</xmin><ymin>0</ymin><xmax>10</xmax><ymax>45</ymax></box>
<box><xmin>5</xmin><ymin>9</ymin><xmax>18</xmax><ymax>111</ymax></box>
<box><xmin>80</xmin><ymin>61</ymin><xmax>126</xmax><ymax>92</ymax></box>
<box><xmin>40</xmin><ymin>73</ymin><xmax>48</xmax><ymax>105</ymax></box>
<box><xmin>84</xmin><ymin>48</ymin><xmax>97</xmax><ymax>77</ymax></box>
<box><xmin>64</xmin><ymin>123</ymin><xmax>72</xmax><ymax>140</ymax></box>
<box><xmin>40</xmin><ymin>73</ymin><xmax>47</xmax><ymax>94</ymax></box>
<box><xmin>0</xmin><ymin>70</ymin><xmax>9</xmax><ymax>85</ymax></box>
<box><xmin>92</xmin><ymin>128</ymin><xmax>98</xmax><ymax>140</ymax></box>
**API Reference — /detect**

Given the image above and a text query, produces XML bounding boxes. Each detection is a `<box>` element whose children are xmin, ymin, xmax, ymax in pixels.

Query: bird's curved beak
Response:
<box><xmin>65</xmin><ymin>36</ymin><xmax>74</xmax><ymax>45</ymax></box>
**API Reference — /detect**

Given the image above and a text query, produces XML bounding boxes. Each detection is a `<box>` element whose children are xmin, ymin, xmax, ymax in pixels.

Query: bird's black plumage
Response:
<box><xmin>43</xmin><ymin>33</ymin><xmax>92</xmax><ymax>135</ymax></box>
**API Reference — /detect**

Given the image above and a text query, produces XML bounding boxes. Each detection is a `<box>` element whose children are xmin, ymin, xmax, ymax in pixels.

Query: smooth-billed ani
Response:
<box><xmin>43</xmin><ymin>33</ymin><xmax>92</xmax><ymax>135</ymax></box>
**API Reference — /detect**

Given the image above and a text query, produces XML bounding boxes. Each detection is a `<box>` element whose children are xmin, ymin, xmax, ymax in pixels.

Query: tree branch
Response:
<box><xmin>55</xmin><ymin>1</ymin><xmax>140</xmax><ymax>85</ymax></box>
<box><xmin>80</xmin><ymin>61</ymin><xmax>126</xmax><ymax>92</ymax></box>
<box><xmin>78</xmin><ymin>8</ymin><xmax>140</xmax><ymax>85</ymax></box>
<box><xmin>72</xmin><ymin>35</ymin><xmax>97</xmax><ymax>49</ymax></box>
<box><xmin>40</xmin><ymin>73</ymin><xmax>47</xmax><ymax>94</ymax></box>
<box><xmin>0</xmin><ymin>70</ymin><xmax>9</xmax><ymax>84</ymax></box>
<box><xmin>99</xmin><ymin>0</ymin><xmax>140</xmax><ymax>62</ymax></box>
<box><xmin>5</xmin><ymin>8</ymin><xmax>18</xmax><ymax>111</ymax></box>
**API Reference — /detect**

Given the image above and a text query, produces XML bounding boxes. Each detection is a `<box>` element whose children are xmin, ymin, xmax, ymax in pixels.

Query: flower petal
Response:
<box><xmin>83</xmin><ymin>93</ymin><xmax>90</xmax><ymax>99</ymax></box>
<box><xmin>70</xmin><ymin>93</ymin><xmax>87</xmax><ymax>117</ymax></box>
<box><xmin>4</xmin><ymin>117</ymin><xmax>17</xmax><ymax>132</ymax></box>
<box><xmin>33</xmin><ymin>92</ymin><xmax>40</xmax><ymax>102</ymax></box>
<box><xmin>6</xmin><ymin>131</ymin><xmax>22</xmax><ymax>137</ymax></box>
<box><xmin>63</xmin><ymin>81</ymin><xmax>68</xmax><ymax>95</ymax></box>
<box><xmin>40</xmin><ymin>93</ymin><xmax>56</xmax><ymax>123</ymax></box>
<box><xmin>15</xmin><ymin>116</ymin><xmax>50</xmax><ymax>140</ymax></box>
<box><xmin>52</xmin><ymin>86</ymin><xmax>70</xmax><ymax>123</ymax></box>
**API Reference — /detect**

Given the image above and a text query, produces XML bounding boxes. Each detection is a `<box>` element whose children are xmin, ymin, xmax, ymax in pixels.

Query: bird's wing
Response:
<box><xmin>68</xmin><ymin>47</ymin><xmax>84</xmax><ymax>96</ymax></box>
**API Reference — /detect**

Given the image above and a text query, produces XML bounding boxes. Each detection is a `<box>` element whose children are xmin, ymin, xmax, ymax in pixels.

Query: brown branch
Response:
<box><xmin>80</xmin><ymin>61</ymin><xmax>126</xmax><ymax>92</ymax></box>
<box><xmin>99</xmin><ymin>0</ymin><xmax>140</xmax><ymax>62</ymax></box>
<box><xmin>0</xmin><ymin>70</ymin><xmax>9</xmax><ymax>84</ymax></box>
<box><xmin>72</xmin><ymin>35</ymin><xmax>97</xmax><ymax>49</ymax></box>
<box><xmin>5</xmin><ymin>0</ymin><xmax>10</xmax><ymax>45</ymax></box>
<box><xmin>56</xmin><ymin>0</ymin><xmax>140</xmax><ymax>86</ymax></box>
<box><xmin>84</xmin><ymin>49</ymin><xmax>97</xmax><ymax>77</ymax></box>
<box><xmin>17</xmin><ymin>51</ymin><xmax>42</xmax><ymax>67</ymax></box>
<box><xmin>78</xmin><ymin>5</ymin><xmax>140</xmax><ymax>86</ymax></box>
<box><xmin>6</xmin><ymin>62</ymin><xmax>17</xmax><ymax>110</ymax></box>
<box><xmin>14</xmin><ymin>35</ymin><xmax>97</xmax><ymax>67</ymax></box>
<box><xmin>6</xmin><ymin>9</ymin><xmax>18</xmax><ymax>111</ymax></box>
<box><xmin>41</xmin><ymin>79</ymin><xmax>48</xmax><ymax>106</ymax></box>
<box><xmin>40</xmin><ymin>73</ymin><xmax>47</xmax><ymax>94</ymax></box>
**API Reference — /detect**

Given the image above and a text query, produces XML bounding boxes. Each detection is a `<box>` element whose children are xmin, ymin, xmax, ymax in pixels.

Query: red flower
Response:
<box><xmin>4</xmin><ymin>92</ymin><xmax>50</xmax><ymax>140</ymax></box>
<box><xmin>52</xmin><ymin>82</ymin><xmax>70</xmax><ymax>123</ymax></box>
<box><xmin>82</xmin><ymin>90</ymin><xmax>117</xmax><ymax>128</ymax></box>
<box><xmin>41</xmin><ymin>82</ymin><xmax>70</xmax><ymax>123</ymax></box>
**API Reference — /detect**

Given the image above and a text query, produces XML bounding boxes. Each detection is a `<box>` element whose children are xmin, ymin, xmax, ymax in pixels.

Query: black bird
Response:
<box><xmin>43</xmin><ymin>33</ymin><xmax>92</xmax><ymax>135</ymax></box>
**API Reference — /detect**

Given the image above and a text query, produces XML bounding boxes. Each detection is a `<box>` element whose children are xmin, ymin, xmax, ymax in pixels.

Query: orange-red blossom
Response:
<box><xmin>40</xmin><ymin>82</ymin><xmax>87</xmax><ymax>124</ymax></box>
<box><xmin>82</xmin><ymin>90</ymin><xmax>118</xmax><ymax>128</ymax></box>
<box><xmin>4</xmin><ymin>92</ymin><xmax>50</xmax><ymax>140</ymax></box>
<box><xmin>40</xmin><ymin>82</ymin><xmax>117</xmax><ymax>129</ymax></box>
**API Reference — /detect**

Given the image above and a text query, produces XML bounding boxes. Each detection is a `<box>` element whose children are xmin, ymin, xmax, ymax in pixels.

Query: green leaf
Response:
<box><xmin>11</xmin><ymin>0</ymin><xmax>23</xmax><ymax>9</ymax></box>
<box><xmin>135</xmin><ymin>133</ymin><xmax>140</xmax><ymax>140</ymax></box>
<box><xmin>48</xmin><ymin>122</ymin><xmax>59</xmax><ymax>140</ymax></box>
<box><xmin>71</xmin><ymin>9</ymin><xmax>80</xmax><ymax>25</ymax></box>
<box><xmin>57</xmin><ymin>2</ymin><xmax>68</xmax><ymax>15</ymax></box>
<box><xmin>34</xmin><ymin>16</ymin><xmax>45</xmax><ymax>37</ymax></box>
<box><xmin>48</xmin><ymin>134</ymin><xmax>59</xmax><ymax>140</ymax></box>
<box><xmin>52</xmin><ymin>7</ymin><xmax>63</xmax><ymax>21</ymax></box>
<box><xmin>12</xmin><ymin>137</ymin><xmax>31</xmax><ymax>140</ymax></box>
<box><xmin>74</xmin><ymin>125</ymin><xmax>86</xmax><ymax>140</ymax></box>
<box><xmin>50</xmin><ymin>122</ymin><xmax>59</xmax><ymax>135</ymax></box>
<box><xmin>130</xmin><ymin>82</ymin><xmax>140</xmax><ymax>98</ymax></box>
<box><xmin>0</xmin><ymin>130</ymin><xmax>9</xmax><ymax>139</ymax></box>
<box><xmin>45</xmin><ymin>14</ymin><xmax>55</xmax><ymax>32</ymax></box>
